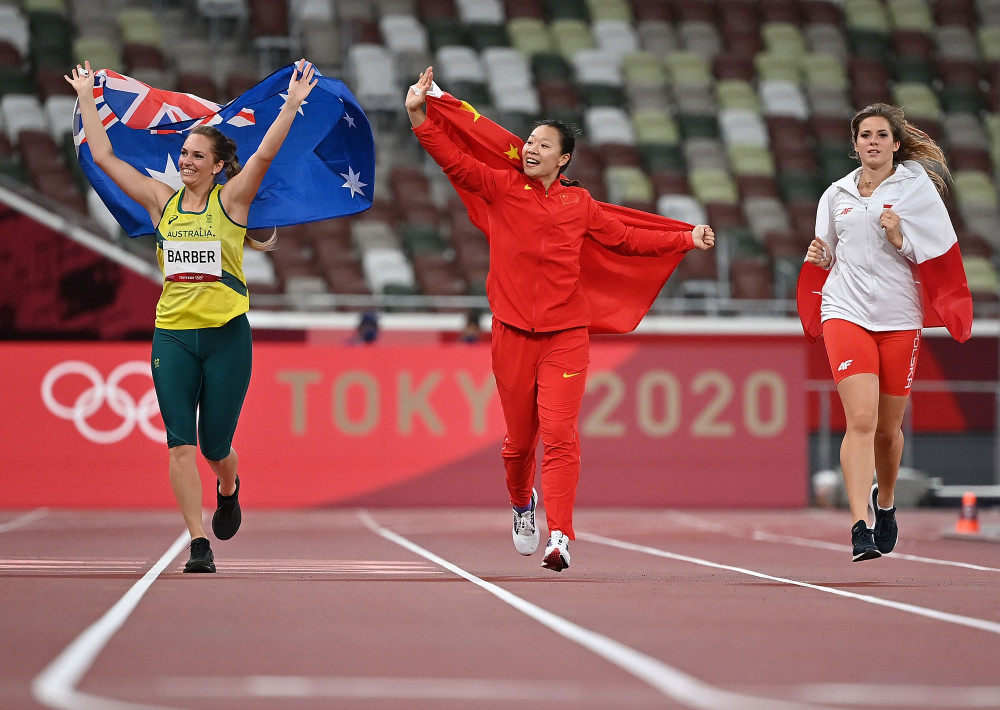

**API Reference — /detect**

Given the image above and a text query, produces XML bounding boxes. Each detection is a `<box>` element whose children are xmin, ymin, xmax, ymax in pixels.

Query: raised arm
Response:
<box><xmin>221</xmin><ymin>59</ymin><xmax>318</xmax><ymax>215</ymax></box>
<box><xmin>405</xmin><ymin>66</ymin><xmax>434</xmax><ymax>129</ymax></box>
<box><xmin>65</xmin><ymin>62</ymin><xmax>175</xmax><ymax>222</ymax></box>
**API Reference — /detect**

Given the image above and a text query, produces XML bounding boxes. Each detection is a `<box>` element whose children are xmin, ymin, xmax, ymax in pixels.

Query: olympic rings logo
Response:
<box><xmin>41</xmin><ymin>361</ymin><xmax>165</xmax><ymax>445</ymax></box>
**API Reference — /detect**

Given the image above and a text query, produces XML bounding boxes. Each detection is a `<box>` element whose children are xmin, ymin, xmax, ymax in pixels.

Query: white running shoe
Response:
<box><xmin>512</xmin><ymin>488</ymin><xmax>539</xmax><ymax>555</ymax></box>
<box><xmin>541</xmin><ymin>530</ymin><xmax>570</xmax><ymax>571</ymax></box>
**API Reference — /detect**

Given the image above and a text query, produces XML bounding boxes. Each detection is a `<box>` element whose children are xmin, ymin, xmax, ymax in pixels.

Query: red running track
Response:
<box><xmin>2</xmin><ymin>507</ymin><xmax>999</xmax><ymax>710</ymax></box>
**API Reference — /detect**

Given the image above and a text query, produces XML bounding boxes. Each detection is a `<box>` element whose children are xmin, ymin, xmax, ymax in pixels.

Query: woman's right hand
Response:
<box><xmin>806</xmin><ymin>237</ymin><xmax>832</xmax><ymax>268</ymax></box>
<box><xmin>65</xmin><ymin>61</ymin><xmax>95</xmax><ymax>97</ymax></box>
<box><xmin>405</xmin><ymin>66</ymin><xmax>434</xmax><ymax>113</ymax></box>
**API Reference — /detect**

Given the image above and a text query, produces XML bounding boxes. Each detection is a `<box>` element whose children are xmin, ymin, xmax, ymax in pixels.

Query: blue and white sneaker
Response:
<box><xmin>541</xmin><ymin>530</ymin><xmax>570</xmax><ymax>571</ymax></box>
<box><xmin>512</xmin><ymin>488</ymin><xmax>539</xmax><ymax>555</ymax></box>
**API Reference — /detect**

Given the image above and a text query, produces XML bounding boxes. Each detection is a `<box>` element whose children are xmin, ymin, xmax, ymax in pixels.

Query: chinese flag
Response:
<box><xmin>425</xmin><ymin>89</ymin><xmax>694</xmax><ymax>334</ymax></box>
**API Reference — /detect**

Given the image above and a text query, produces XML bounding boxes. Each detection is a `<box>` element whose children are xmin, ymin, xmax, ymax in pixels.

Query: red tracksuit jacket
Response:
<box><xmin>414</xmin><ymin>119</ymin><xmax>694</xmax><ymax>333</ymax></box>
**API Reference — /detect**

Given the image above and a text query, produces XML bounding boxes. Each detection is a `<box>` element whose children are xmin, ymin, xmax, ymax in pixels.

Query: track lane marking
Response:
<box><xmin>152</xmin><ymin>675</ymin><xmax>660</xmax><ymax>702</ymax></box>
<box><xmin>666</xmin><ymin>512</ymin><xmax>1000</xmax><ymax>573</ymax></box>
<box><xmin>580</xmin><ymin>532</ymin><xmax>1000</xmax><ymax>636</ymax></box>
<box><xmin>359</xmin><ymin>510</ymin><xmax>825</xmax><ymax>710</ymax></box>
<box><xmin>0</xmin><ymin>508</ymin><xmax>48</xmax><ymax>533</ymax></box>
<box><xmin>749</xmin><ymin>530</ymin><xmax>1000</xmax><ymax>572</ymax></box>
<box><xmin>31</xmin><ymin>531</ymin><xmax>189</xmax><ymax>710</ymax></box>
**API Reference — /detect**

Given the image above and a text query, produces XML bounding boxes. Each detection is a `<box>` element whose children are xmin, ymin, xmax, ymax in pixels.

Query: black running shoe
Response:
<box><xmin>184</xmin><ymin>537</ymin><xmax>216</xmax><ymax>573</ymax></box>
<box><xmin>851</xmin><ymin>520</ymin><xmax>881</xmax><ymax>562</ymax></box>
<box><xmin>212</xmin><ymin>476</ymin><xmax>241</xmax><ymax>541</ymax></box>
<box><xmin>871</xmin><ymin>484</ymin><xmax>898</xmax><ymax>554</ymax></box>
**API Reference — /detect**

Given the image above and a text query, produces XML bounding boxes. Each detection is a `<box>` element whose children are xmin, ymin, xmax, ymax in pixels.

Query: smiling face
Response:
<box><xmin>179</xmin><ymin>133</ymin><xmax>224</xmax><ymax>186</ymax></box>
<box><xmin>522</xmin><ymin>124</ymin><xmax>570</xmax><ymax>184</ymax></box>
<box><xmin>854</xmin><ymin>116</ymin><xmax>899</xmax><ymax>173</ymax></box>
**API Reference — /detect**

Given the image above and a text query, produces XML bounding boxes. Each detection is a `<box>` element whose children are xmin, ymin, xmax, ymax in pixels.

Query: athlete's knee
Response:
<box><xmin>501</xmin><ymin>435</ymin><xmax>534</xmax><ymax>462</ymax></box>
<box><xmin>200</xmin><ymin>440</ymin><xmax>234</xmax><ymax>462</ymax></box>
<box><xmin>168</xmin><ymin>444</ymin><xmax>197</xmax><ymax>463</ymax></box>
<box><xmin>843</xmin><ymin>407</ymin><xmax>877</xmax><ymax>434</ymax></box>
<box><xmin>874</xmin><ymin>426</ymin><xmax>902</xmax><ymax>451</ymax></box>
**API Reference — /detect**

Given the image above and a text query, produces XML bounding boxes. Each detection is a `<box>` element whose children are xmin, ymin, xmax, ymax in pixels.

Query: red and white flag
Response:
<box><xmin>797</xmin><ymin>163</ymin><xmax>973</xmax><ymax>343</ymax></box>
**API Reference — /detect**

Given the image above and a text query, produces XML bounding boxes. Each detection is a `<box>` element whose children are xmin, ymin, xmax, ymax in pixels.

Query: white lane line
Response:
<box><xmin>750</xmin><ymin>530</ymin><xmax>1000</xmax><ymax>572</ymax></box>
<box><xmin>358</xmin><ymin>510</ymin><xmax>824</xmax><ymax>710</ymax></box>
<box><xmin>580</xmin><ymin>532</ymin><xmax>1000</xmax><ymax>636</ymax></box>
<box><xmin>31</xmin><ymin>531</ymin><xmax>189</xmax><ymax>710</ymax></box>
<box><xmin>0</xmin><ymin>508</ymin><xmax>48</xmax><ymax>533</ymax></box>
<box><xmin>665</xmin><ymin>512</ymin><xmax>1000</xmax><ymax>573</ymax></box>
<box><xmin>746</xmin><ymin>683</ymin><xmax>1000</xmax><ymax>707</ymax></box>
<box><xmin>153</xmin><ymin>675</ymin><xmax>659</xmax><ymax>703</ymax></box>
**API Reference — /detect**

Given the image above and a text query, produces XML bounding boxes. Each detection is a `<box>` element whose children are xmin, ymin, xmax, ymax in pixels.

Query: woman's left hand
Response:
<box><xmin>880</xmin><ymin>208</ymin><xmax>903</xmax><ymax>250</ymax></box>
<box><xmin>287</xmin><ymin>59</ymin><xmax>317</xmax><ymax>104</ymax></box>
<box><xmin>692</xmin><ymin>224</ymin><xmax>715</xmax><ymax>251</ymax></box>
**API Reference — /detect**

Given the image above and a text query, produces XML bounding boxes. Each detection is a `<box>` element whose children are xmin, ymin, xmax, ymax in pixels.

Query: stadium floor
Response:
<box><xmin>3</xmin><ymin>506</ymin><xmax>999</xmax><ymax>710</ymax></box>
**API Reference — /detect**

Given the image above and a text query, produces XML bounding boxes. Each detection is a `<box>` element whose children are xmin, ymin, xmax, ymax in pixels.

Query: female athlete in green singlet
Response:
<box><xmin>67</xmin><ymin>59</ymin><xmax>318</xmax><ymax>573</ymax></box>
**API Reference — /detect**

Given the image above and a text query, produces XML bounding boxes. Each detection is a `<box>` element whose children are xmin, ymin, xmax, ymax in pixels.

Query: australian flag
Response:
<box><xmin>73</xmin><ymin>62</ymin><xmax>375</xmax><ymax>237</ymax></box>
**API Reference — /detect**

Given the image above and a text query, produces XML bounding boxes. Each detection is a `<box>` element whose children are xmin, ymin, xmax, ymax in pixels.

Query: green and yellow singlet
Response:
<box><xmin>154</xmin><ymin>184</ymin><xmax>249</xmax><ymax>329</ymax></box>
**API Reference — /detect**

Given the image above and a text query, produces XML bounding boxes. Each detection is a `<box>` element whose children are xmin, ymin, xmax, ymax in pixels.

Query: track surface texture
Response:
<box><xmin>2</xmin><ymin>507</ymin><xmax>999</xmax><ymax>710</ymax></box>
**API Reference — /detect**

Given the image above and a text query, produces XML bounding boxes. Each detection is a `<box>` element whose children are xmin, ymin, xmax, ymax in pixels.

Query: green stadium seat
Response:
<box><xmin>761</xmin><ymin>23</ymin><xmax>807</xmax><ymax>59</ymax></box>
<box><xmin>586</xmin><ymin>0</ymin><xmax>631</xmax><ymax>22</ymax></box>
<box><xmin>508</xmin><ymin>17</ymin><xmax>552</xmax><ymax>56</ymax></box>
<box><xmin>641</xmin><ymin>143</ymin><xmax>686</xmax><ymax>174</ymax></box>
<box><xmin>690</xmin><ymin>167</ymin><xmax>739</xmax><ymax>204</ymax></box>
<box><xmin>676</xmin><ymin>113</ymin><xmax>720</xmax><ymax>140</ymax></box>
<box><xmin>543</xmin><ymin>0</ymin><xmax>589</xmax><ymax>21</ymax></box>
<box><xmin>778</xmin><ymin>170</ymin><xmax>826</xmax><ymax>203</ymax></box>
<box><xmin>953</xmin><ymin>170</ymin><xmax>999</xmax><ymax>209</ymax></box>
<box><xmin>716</xmin><ymin>80</ymin><xmax>760</xmax><ymax>111</ymax></box>
<box><xmin>754</xmin><ymin>52</ymin><xmax>801</xmax><ymax>84</ymax></box>
<box><xmin>844</xmin><ymin>0</ymin><xmax>891</xmax><ymax>33</ymax></box>
<box><xmin>603</xmin><ymin>165</ymin><xmax>654</xmax><ymax>204</ymax></box>
<box><xmin>622</xmin><ymin>51</ymin><xmax>667</xmax><ymax>88</ymax></box>
<box><xmin>531</xmin><ymin>50</ymin><xmax>573</xmax><ymax>82</ymax></box>
<box><xmin>728</xmin><ymin>144</ymin><xmax>776</xmax><ymax>176</ymax></box>
<box><xmin>551</xmin><ymin>19</ymin><xmax>594</xmax><ymax>59</ymax></box>
<box><xmin>886</xmin><ymin>0</ymin><xmax>935</xmax><ymax>33</ymax></box>
<box><xmin>665</xmin><ymin>50</ymin><xmax>712</xmax><ymax>86</ymax></box>
<box><xmin>467</xmin><ymin>23</ymin><xmax>510</xmax><ymax>51</ymax></box>
<box><xmin>802</xmin><ymin>53</ymin><xmax>848</xmax><ymax>90</ymax></box>
<box><xmin>892</xmin><ymin>82</ymin><xmax>941</xmax><ymax>121</ymax></box>
<box><xmin>632</xmin><ymin>108</ymin><xmax>678</xmax><ymax>144</ymax></box>
<box><xmin>978</xmin><ymin>26</ymin><xmax>1000</xmax><ymax>62</ymax></box>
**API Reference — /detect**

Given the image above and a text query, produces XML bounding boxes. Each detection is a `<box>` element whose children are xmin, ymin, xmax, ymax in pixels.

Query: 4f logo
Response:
<box><xmin>839</xmin><ymin>207</ymin><xmax>853</xmax><ymax>215</ymax></box>
<box><xmin>838</xmin><ymin>359</ymin><xmax>853</xmax><ymax>372</ymax></box>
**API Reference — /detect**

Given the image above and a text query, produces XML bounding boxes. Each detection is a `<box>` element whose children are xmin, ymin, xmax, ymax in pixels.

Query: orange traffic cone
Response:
<box><xmin>955</xmin><ymin>491</ymin><xmax>980</xmax><ymax>534</ymax></box>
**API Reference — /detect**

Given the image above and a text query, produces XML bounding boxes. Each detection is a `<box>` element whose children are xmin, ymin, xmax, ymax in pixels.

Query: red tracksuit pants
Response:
<box><xmin>491</xmin><ymin>320</ymin><xmax>590</xmax><ymax>540</ymax></box>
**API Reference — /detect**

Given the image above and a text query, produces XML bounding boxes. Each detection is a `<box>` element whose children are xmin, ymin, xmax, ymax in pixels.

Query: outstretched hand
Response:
<box><xmin>692</xmin><ymin>224</ymin><xmax>715</xmax><ymax>251</ymax></box>
<box><xmin>405</xmin><ymin>66</ymin><xmax>434</xmax><ymax>113</ymax></box>
<box><xmin>287</xmin><ymin>59</ymin><xmax>317</xmax><ymax>104</ymax></box>
<box><xmin>65</xmin><ymin>61</ymin><xmax>95</xmax><ymax>96</ymax></box>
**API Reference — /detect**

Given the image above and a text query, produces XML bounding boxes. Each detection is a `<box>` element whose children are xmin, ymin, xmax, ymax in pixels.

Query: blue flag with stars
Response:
<box><xmin>73</xmin><ymin>62</ymin><xmax>374</xmax><ymax>237</ymax></box>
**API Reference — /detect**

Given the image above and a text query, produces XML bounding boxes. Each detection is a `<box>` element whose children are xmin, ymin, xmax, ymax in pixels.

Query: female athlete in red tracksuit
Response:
<box><xmin>406</xmin><ymin>67</ymin><xmax>716</xmax><ymax>571</ymax></box>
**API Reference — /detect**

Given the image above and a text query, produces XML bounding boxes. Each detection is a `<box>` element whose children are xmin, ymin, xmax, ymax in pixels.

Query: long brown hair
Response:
<box><xmin>188</xmin><ymin>125</ymin><xmax>276</xmax><ymax>251</ymax></box>
<box><xmin>850</xmin><ymin>103</ymin><xmax>951</xmax><ymax>194</ymax></box>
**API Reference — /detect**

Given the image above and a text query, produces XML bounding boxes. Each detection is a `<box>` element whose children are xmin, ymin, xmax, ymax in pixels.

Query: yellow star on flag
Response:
<box><xmin>504</xmin><ymin>144</ymin><xmax>520</xmax><ymax>161</ymax></box>
<box><xmin>459</xmin><ymin>100</ymin><xmax>481</xmax><ymax>122</ymax></box>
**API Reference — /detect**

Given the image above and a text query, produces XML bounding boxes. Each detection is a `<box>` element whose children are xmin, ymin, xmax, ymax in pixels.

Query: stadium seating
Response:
<box><xmin>2</xmin><ymin>0</ymin><xmax>996</xmax><ymax>315</ymax></box>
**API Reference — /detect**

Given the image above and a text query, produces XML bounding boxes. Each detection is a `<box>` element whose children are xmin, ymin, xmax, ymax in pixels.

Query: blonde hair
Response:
<box><xmin>850</xmin><ymin>103</ymin><xmax>951</xmax><ymax>194</ymax></box>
